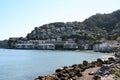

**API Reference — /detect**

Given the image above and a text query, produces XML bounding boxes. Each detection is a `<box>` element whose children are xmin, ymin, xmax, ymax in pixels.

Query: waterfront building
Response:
<box><xmin>15</xmin><ymin>43</ymin><xmax>34</xmax><ymax>49</ymax></box>
<box><xmin>15</xmin><ymin>39</ymin><xmax>79</xmax><ymax>50</ymax></box>
<box><xmin>93</xmin><ymin>41</ymin><xmax>120</xmax><ymax>52</ymax></box>
<box><xmin>63</xmin><ymin>39</ymin><xmax>78</xmax><ymax>50</ymax></box>
<box><xmin>37</xmin><ymin>44</ymin><xmax>55</xmax><ymax>50</ymax></box>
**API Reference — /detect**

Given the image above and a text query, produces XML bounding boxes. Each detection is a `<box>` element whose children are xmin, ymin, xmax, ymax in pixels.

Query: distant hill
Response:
<box><xmin>26</xmin><ymin>10</ymin><xmax>120</xmax><ymax>41</ymax></box>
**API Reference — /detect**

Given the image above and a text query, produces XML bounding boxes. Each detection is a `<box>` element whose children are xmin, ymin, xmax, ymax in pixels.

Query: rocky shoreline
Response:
<box><xmin>35</xmin><ymin>53</ymin><xmax>120</xmax><ymax>80</ymax></box>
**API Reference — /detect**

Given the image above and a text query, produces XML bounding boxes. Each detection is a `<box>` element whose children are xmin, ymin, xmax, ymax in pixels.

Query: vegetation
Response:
<box><xmin>8</xmin><ymin>37</ymin><xmax>26</xmax><ymax>48</ymax></box>
<box><xmin>8</xmin><ymin>38</ymin><xmax>17</xmax><ymax>48</ymax></box>
<box><xmin>115</xmin><ymin>69</ymin><xmax>120</xmax><ymax>77</ymax></box>
<box><xmin>25</xmin><ymin>10</ymin><xmax>120</xmax><ymax>42</ymax></box>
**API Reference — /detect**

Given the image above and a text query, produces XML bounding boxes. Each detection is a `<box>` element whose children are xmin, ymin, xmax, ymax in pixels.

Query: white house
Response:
<box><xmin>51</xmin><ymin>39</ymin><xmax>56</xmax><ymax>42</ymax></box>
<box><xmin>63</xmin><ymin>43</ymin><xmax>78</xmax><ymax>50</ymax></box>
<box><xmin>57</xmin><ymin>37</ymin><xmax>62</xmax><ymax>42</ymax></box>
<box><xmin>93</xmin><ymin>43</ymin><xmax>111</xmax><ymax>52</ymax></box>
<box><xmin>47</xmin><ymin>31</ymin><xmax>51</xmax><ymax>35</ymax></box>
<box><xmin>72</xmin><ymin>30</ymin><xmax>77</xmax><ymax>35</ymax></box>
<box><xmin>37</xmin><ymin>44</ymin><xmax>55</xmax><ymax>50</ymax></box>
<box><xmin>15</xmin><ymin>43</ymin><xmax>34</xmax><ymax>49</ymax></box>
<box><xmin>60</xmin><ymin>27</ymin><xmax>65</xmax><ymax>31</ymax></box>
<box><xmin>63</xmin><ymin>39</ymin><xmax>78</xmax><ymax>50</ymax></box>
<box><xmin>76</xmin><ymin>29</ymin><xmax>81</xmax><ymax>33</ymax></box>
<box><xmin>56</xmin><ymin>28</ymin><xmax>60</xmax><ymax>32</ymax></box>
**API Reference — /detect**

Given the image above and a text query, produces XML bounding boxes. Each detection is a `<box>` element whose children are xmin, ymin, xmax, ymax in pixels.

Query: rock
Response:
<box><xmin>63</xmin><ymin>68</ymin><xmax>70</xmax><ymax>74</ymax></box>
<box><xmin>34</xmin><ymin>76</ymin><xmax>44</xmax><ymax>80</ymax></box>
<box><xmin>78</xmin><ymin>64</ymin><xmax>83</xmax><ymax>68</ymax></box>
<box><xmin>72</xmin><ymin>64</ymin><xmax>78</xmax><ymax>67</ymax></box>
<box><xmin>76</xmin><ymin>70</ymin><xmax>82</xmax><ymax>77</ymax></box>
<box><xmin>88</xmin><ymin>63</ymin><xmax>95</xmax><ymax>68</ymax></box>
<box><xmin>109</xmin><ymin>69</ymin><xmax>115</xmax><ymax>74</ymax></box>
<box><xmin>93</xmin><ymin>74</ymin><xmax>101</xmax><ymax>80</ymax></box>
<box><xmin>96</xmin><ymin>62</ymin><xmax>103</xmax><ymax>67</ymax></box>
<box><xmin>35</xmin><ymin>56</ymin><xmax>119</xmax><ymax>80</ymax></box>
<box><xmin>78</xmin><ymin>64</ymin><xmax>86</xmax><ymax>71</ymax></box>
<box><xmin>63</xmin><ymin>66</ymin><xmax>68</xmax><ymax>69</ymax></box>
<box><xmin>47</xmin><ymin>74</ymin><xmax>59</xmax><ymax>80</ymax></box>
<box><xmin>91</xmin><ymin>61</ymin><xmax>97</xmax><ymax>66</ymax></box>
<box><xmin>34</xmin><ymin>78</ymin><xmax>40</xmax><ymax>80</ymax></box>
<box><xmin>68</xmin><ymin>71</ymin><xmax>76</xmax><ymax>78</ymax></box>
<box><xmin>104</xmin><ymin>60</ymin><xmax>109</xmax><ymax>64</ymax></box>
<box><xmin>57</xmin><ymin>72</ymin><xmax>69</xmax><ymax>79</ymax></box>
<box><xmin>97</xmin><ymin>58</ymin><xmax>104</xmax><ymax>64</ymax></box>
<box><xmin>89</xmin><ymin>71</ymin><xmax>94</xmax><ymax>75</ymax></box>
<box><xmin>108</xmin><ymin>57</ymin><xmax>115</xmax><ymax>63</ymax></box>
<box><xmin>83</xmin><ymin>60</ymin><xmax>89</xmax><ymax>66</ymax></box>
<box><xmin>56</xmin><ymin>68</ymin><xmax>62</xmax><ymax>73</ymax></box>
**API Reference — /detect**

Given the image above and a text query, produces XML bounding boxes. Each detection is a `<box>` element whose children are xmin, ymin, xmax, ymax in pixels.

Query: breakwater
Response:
<box><xmin>35</xmin><ymin>54</ymin><xmax>120</xmax><ymax>80</ymax></box>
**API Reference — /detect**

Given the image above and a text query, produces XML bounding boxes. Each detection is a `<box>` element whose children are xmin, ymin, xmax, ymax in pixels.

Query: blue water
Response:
<box><xmin>0</xmin><ymin>49</ymin><xmax>112</xmax><ymax>80</ymax></box>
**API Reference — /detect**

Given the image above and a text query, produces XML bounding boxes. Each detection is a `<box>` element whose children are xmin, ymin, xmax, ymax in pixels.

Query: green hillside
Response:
<box><xmin>26</xmin><ymin>10</ymin><xmax>120</xmax><ymax>42</ymax></box>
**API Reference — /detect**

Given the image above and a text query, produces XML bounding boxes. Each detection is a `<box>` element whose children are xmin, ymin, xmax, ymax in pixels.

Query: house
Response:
<box><xmin>46</xmin><ymin>39</ymin><xmax>51</xmax><ymax>42</ymax></box>
<box><xmin>15</xmin><ymin>43</ymin><xmax>34</xmax><ymax>49</ymax></box>
<box><xmin>37</xmin><ymin>44</ymin><xmax>55</xmax><ymax>50</ymax></box>
<box><xmin>15</xmin><ymin>44</ymin><xmax>23</xmax><ymax>49</ymax></box>
<box><xmin>50</xmin><ymin>25</ymin><xmax>55</xmax><ymax>29</ymax></box>
<box><xmin>24</xmin><ymin>44</ymin><xmax>35</xmax><ymax>49</ymax></box>
<box><xmin>93</xmin><ymin>41</ymin><xmax>119</xmax><ymax>52</ymax></box>
<box><xmin>84</xmin><ymin>44</ymin><xmax>89</xmax><ymax>50</ymax></box>
<box><xmin>47</xmin><ymin>29</ymin><xmax>51</xmax><ymax>32</ymax></box>
<box><xmin>67</xmin><ymin>29</ymin><xmax>72</xmax><ymax>34</ymax></box>
<box><xmin>40</xmin><ymin>29</ymin><xmax>46</xmax><ymax>33</ymax></box>
<box><xmin>56</xmin><ymin>28</ymin><xmax>60</xmax><ymax>32</ymax></box>
<box><xmin>72</xmin><ymin>30</ymin><xmax>76</xmax><ymax>35</ymax></box>
<box><xmin>93</xmin><ymin>43</ymin><xmax>110</xmax><ymax>52</ymax></box>
<box><xmin>15</xmin><ymin>40</ymin><xmax>55</xmax><ymax>50</ymax></box>
<box><xmin>51</xmin><ymin>39</ymin><xmax>56</xmax><ymax>42</ymax></box>
<box><xmin>63</xmin><ymin>43</ymin><xmax>78</xmax><ymax>50</ymax></box>
<box><xmin>47</xmin><ymin>31</ymin><xmax>51</xmax><ymax>35</ymax></box>
<box><xmin>15</xmin><ymin>39</ymin><xmax>79</xmax><ymax>50</ymax></box>
<box><xmin>46</xmin><ymin>24</ymin><xmax>50</xmax><ymax>28</ymax></box>
<box><xmin>60</xmin><ymin>27</ymin><xmax>65</xmax><ymax>31</ymax></box>
<box><xmin>32</xmin><ymin>31</ymin><xmax>36</xmax><ymax>35</ymax></box>
<box><xmin>42</xmin><ymin>32</ymin><xmax>46</xmax><ymax>36</ymax></box>
<box><xmin>57</xmin><ymin>37</ymin><xmax>62</xmax><ymax>42</ymax></box>
<box><xmin>63</xmin><ymin>39</ymin><xmax>78</xmax><ymax>50</ymax></box>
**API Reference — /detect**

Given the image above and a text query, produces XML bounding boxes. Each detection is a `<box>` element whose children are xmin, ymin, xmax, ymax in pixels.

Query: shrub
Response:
<box><xmin>115</xmin><ymin>69</ymin><xmax>120</xmax><ymax>77</ymax></box>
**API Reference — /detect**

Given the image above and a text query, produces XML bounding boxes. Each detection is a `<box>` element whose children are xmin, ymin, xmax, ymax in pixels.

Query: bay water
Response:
<box><xmin>0</xmin><ymin>49</ymin><xmax>112</xmax><ymax>80</ymax></box>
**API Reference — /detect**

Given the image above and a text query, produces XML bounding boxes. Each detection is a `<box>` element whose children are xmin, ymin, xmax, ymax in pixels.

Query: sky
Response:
<box><xmin>0</xmin><ymin>0</ymin><xmax>120</xmax><ymax>40</ymax></box>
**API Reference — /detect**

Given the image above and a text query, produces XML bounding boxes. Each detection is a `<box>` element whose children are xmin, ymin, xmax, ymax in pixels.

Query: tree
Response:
<box><xmin>61</xmin><ymin>34</ymin><xmax>69</xmax><ymax>41</ymax></box>
<box><xmin>8</xmin><ymin>38</ymin><xmax>17</xmax><ymax>48</ymax></box>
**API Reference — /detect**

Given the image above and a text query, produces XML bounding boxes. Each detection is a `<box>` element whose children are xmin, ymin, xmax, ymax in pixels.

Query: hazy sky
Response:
<box><xmin>0</xmin><ymin>0</ymin><xmax>120</xmax><ymax>40</ymax></box>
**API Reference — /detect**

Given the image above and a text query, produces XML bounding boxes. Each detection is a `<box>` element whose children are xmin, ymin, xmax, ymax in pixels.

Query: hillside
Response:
<box><xmin>25</xmin><ymin>10</ymin><xmax>120</xmax><ymax>41</ymax></box>
<box><xmin>83</xmin><ymin>10</ymin><xmax>120</xmax><ymax>40</ymax></box>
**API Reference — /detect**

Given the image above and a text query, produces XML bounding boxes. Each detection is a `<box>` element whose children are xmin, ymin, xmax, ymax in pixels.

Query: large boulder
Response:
<box><xmin>108</xmin><ymin>57</ymin><xmax>115</xmax><ymax>63</ymax></box>
<box><xmin>96</xmin><ymin>62</ymin><xmax>104</xmax><ymax>67</ymax></box>
<box><xmin>56</xmin><ymin>68</ymin><xmax>62</xmax><ymax>73</ymax></box>
<box><xmin>97</xmin><ymin>58</ymin><xmax>104</xmax><ymax>64</ymax></box>
<box><xmin>34</xmin><ymin>76</ymin><xmax>44</xmax><ymax>80</ymax></box>
<box><xmin>83</xmin><ymin>60</ymin><xmax>89</xmax><ymax>66</ymax></box>
<box><xmin>88</xmin><ymin>63</ymin><xmax>95</xmax><ymax>68</ymax></box>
